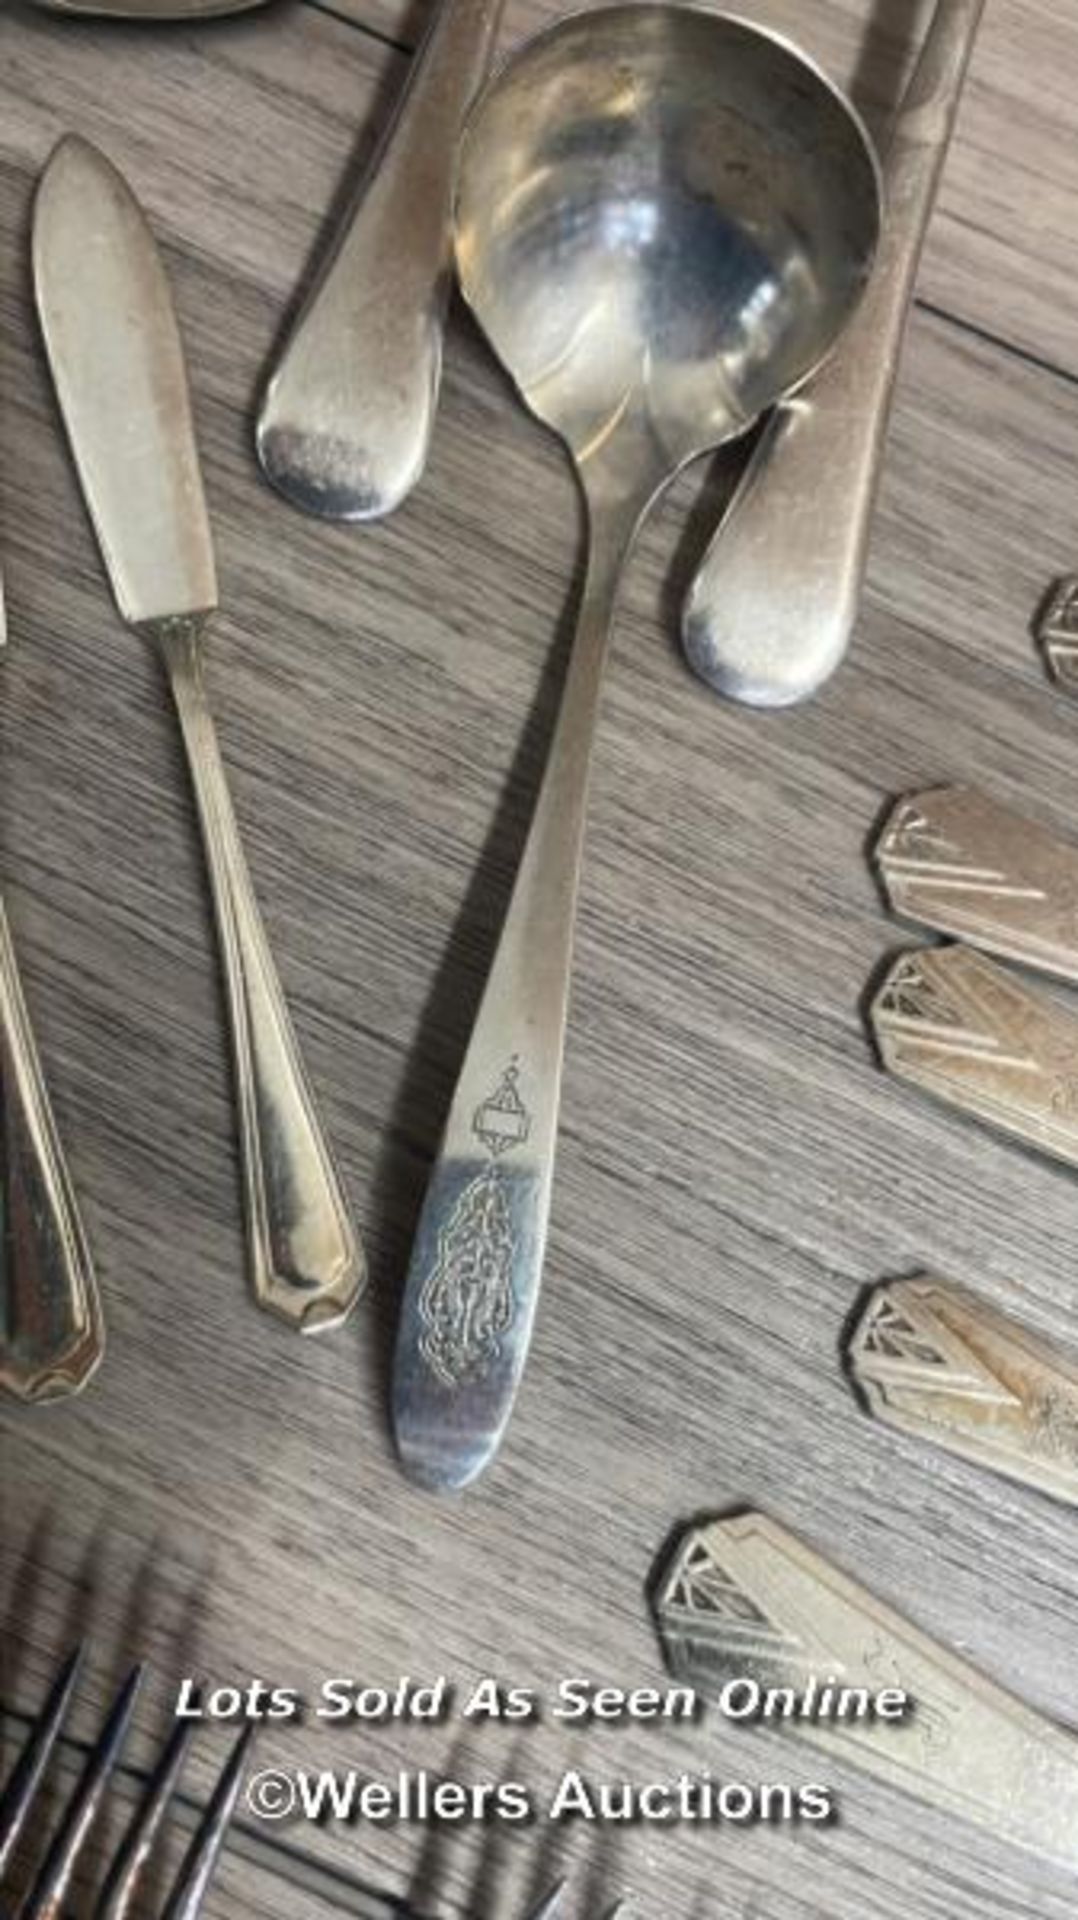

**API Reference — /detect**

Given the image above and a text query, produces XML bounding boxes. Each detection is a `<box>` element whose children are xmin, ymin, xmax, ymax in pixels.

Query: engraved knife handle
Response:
<box><xmin>257</xmin><ymin>0</ymin><xmax>505</xmax><ymax>522</ymax></box>
<box><xmin>0</xmin><ymin>892</ymin><xmax>103</xmax><ymax>1401</ymax></box>
<box><xmin>392</xmin><ymin>503</ymin><xmax>636</xmax><ymax>1489</ymax></box>
<box><xmin>875</xmin><ymin>785</ymin><xmax>1078</xmax><ymax>983</ymax></box>
<box><xmin>655</xmin><ymin>1511</ymin><xmax>1078</xmax><ymax>1871</ymax></box>
<box><xmin>848</xmin><ymin>1274</ymin><xmax>1078</xmax><ymax>1507</ymax></box>
<box><xmin>161</xmin><ymin>619</ymin><xmax>363</xmax><ymax>1333</ymax></box>
<box><xmin>682</xmin><ymin>0</ymin><xmax>986</xmax><ymax>706</ymax></box>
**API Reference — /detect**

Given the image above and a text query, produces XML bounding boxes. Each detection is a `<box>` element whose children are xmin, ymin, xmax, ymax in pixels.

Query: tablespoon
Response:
<box><xmin>683</xmin><ymin>0</ymin><xmax>985</xmax><ymax>706</ymax></box>
<box><xmin>391</xmin><ymin>4</ymin><xmax>881</xmax><ymax>1489</ymax></box>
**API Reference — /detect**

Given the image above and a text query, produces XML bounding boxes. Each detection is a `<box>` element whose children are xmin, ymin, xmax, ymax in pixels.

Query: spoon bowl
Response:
<box><xmin>393</xmin><ymin>6</ymin><xmax>881</xmax><ymax>1491</ymax></box>
<box><xmin>456</xmin><ymin>5</ymin><xmax>881</xmax><ymax>490</ymax></box>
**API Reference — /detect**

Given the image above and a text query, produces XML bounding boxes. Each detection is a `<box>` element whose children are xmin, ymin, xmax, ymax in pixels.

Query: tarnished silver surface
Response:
<box><xmin>655</xmin><ymin>1511</ymin><xmax>1078</xmax><ymax>1870</ymax></box>
<box><xmin>258</xmin><ymin>0</ymin><xmax>504</xmax><ymax>520</ymax></box>
<box><xmin>0</xmin><ymin>1653</ymin><xmax>252</xmax><ymax>1919</ymax></box>
<box><xmin>0</xmin><ymin>893</ymin><xmax>102</xmax><ymax>1402</ymax></box>
<box><xmin>33</xmin><ymin>136</ymin><xmax>364</xmax><ymax>1333</ymax></box>
<box><xmin>392</xmin><ymin>5</ymin><xmax>881</xmax><ymax>1490</ymax></box>
<box><xmin>875</xmin><ymin>786</ymin><xmax>1078</xmax><ymax>981</ymax></box>
<box><xmin>849</xmin><ymin>1274</ymin><xmax>1078</xmax><ymax>1505</ymax></box>
<box><xmin>871</xmin><ymin>943</ymin><xmax>1078</xmax><ymax>1166</ymax></box>
<box><xmin>683</xmin><ymin>0</ymin><xmax>985</xmax><ymax>708</ymax></box>
<box><xmin>1040</xmin><ymin>575</ymin><xmax>1078</xmax><ymax>690</ymax></box>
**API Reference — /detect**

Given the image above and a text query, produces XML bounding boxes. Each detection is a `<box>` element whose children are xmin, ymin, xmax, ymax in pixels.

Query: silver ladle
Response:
<box><xmin>391</xmin><ymin>3</ymin><xmax>881</xmax><ymax>1490</ymax></box>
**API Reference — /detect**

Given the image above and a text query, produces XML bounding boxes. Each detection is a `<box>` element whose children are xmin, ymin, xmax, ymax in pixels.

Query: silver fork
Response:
<box><xmin>0</xmin><ymin>1648</ymin><xmax>252</xmax><ymax>1918</ymax></box>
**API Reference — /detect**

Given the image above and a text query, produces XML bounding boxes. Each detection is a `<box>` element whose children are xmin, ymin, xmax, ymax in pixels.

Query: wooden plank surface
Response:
<box><xmin>2</xmin><ymin>0</ymin><xmax>1078</xmax><ymax>1916</ymax></box>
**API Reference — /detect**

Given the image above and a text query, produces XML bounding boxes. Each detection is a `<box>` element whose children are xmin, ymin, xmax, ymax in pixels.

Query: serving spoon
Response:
<box><xmin>391</xmin><ymin>3</ymin><xmax>881</xmax><ymax>1489</ymax></box>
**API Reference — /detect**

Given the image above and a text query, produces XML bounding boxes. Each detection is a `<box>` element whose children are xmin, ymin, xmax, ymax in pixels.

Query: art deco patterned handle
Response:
<box><xmin>163</xmin><ymin>622</ymin><xmax>364</xmax><ymax>1333</ymax></box>
<box><xmin>875</xmin><ymin>785</ymin><xmax>1078</xmax><ymax>981</ymax></box>
<box><xmin>0</xmin><ymin>893</ymin><xmax>103</xmax><ymax>1401</ymax></box>
<box><xmin>870</xmin><ymin>943</ymin><xmax>1078</xmax><ymax>1169</ymax></box>
<box><xmin>849</xmin><ymin>1274</ymin><xmax>1078</xmax><ymax>1505</ymax></box>
<box><xmin>654</xmin><ymin>1511</ymin><xmax>1078</xmax><ymax>1869</ymax></box>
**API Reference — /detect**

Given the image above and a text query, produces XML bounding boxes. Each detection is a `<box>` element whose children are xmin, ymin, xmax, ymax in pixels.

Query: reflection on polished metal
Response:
<box><xmin>876</xmin><ymin>786</ymin><xmax>1078</xmax><ymax>981</ymax></box>
<box><xmin>849</xmin><ymin>1274</ymin><xmax>1078</xmax><ymax>1505</ymax></box>
<box><xmin>32</xmin><ymin>0</ymin><xmax>270</xmax><ymax>16</ymax></box>
<box><xmin>1040</xmin><ymin>575</ymin><xmax>1078</xmax><ymax>690</ymax></box>
<box><xmin>871</xmin><ymin>943</ymin><xmax>1078</xmax><ymax>1167</ymax></box>
<box><xmin>0</xmin><ymin>895</ymin><xmax>103</xmax><ymax>1401</ymax></box>
<box><xmin>683</xmin><ymin>0</ymin><xmax>985</xmax><ymax>708</ymax></box>
<box><xmin>33</xmin><ymin>137</ymin><xmax>364</xmax><ymax>1334</ymax></box>
<box><xmin>392</xmin><ymin>5</ymin><xmax>881</xmax><ymax>1489</ymax></box>
<box><xmin>257</xmin><ymin>0</ymin><xmax>504</xmax><ymax>518</ymax></box>
<box><xmin>655</xmin><ymin>1511</ymin><xmax>1078</xmax><ymax>1869</ymax></box>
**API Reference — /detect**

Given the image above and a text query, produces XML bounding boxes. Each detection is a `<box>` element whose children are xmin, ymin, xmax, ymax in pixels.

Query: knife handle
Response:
<box><xmin>161</xmin><ymin>620</ymin><xmax>364</xmax><ymax>1333</ymax></box>
<box><xmin>0</xmin><ymin>892</ymin><xmax>103</xmax><ymax>1401</ymax></box>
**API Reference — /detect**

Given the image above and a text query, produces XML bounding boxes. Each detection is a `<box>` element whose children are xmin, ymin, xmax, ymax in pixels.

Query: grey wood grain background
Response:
<box><xmin>2</xmin><ymin>0</ymin><xmax>1078</xmax><ymax>1915</ymax></box>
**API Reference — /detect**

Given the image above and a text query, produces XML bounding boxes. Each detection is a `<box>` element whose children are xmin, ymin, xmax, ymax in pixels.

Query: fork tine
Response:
<box><xmin>0</xmin><ymin>1645</ymin><xmax>84</xmax><ymax>1877</ymax></box>
<box><xmin>94</xmin><ymin>1715</ymin><xmax>195</xmax><ymax>1920</ymax></box>
<box><xmin>526</xmin><ymin>1884</ymin><xmax>567</xmax><ymax>1919</ymax></box>
<box><xmin>17</xmin><ymin>1663</ymin><xmax>143</xmax><ymax>1920</ymax></box>
<box><xmin>160</xmin><ymin>1725</ymin><xmax>253</xmax><ymax>1920</ymax></box>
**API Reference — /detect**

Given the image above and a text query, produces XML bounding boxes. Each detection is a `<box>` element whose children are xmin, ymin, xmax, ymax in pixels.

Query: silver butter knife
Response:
<box><xmin>849</xmin><ymin>1274</ymin><xmax>1078</xmax><ymax>1507</ymax></box>
<box><xmin>683</xmin><ymin>0</ymin><xmax>985</xmax><ymax>707</ymax></box>
<box><xmin>655</xmin><ymin>1511</ymin><xmax>1078</xmax><ymax>1870</ymax></box>
<box><xmin>33</xmin><ymin>136</ymin><xmax>364</xmax><ymax>1333</ymax></box>
<box><xmin>875</xmin><ymin>786</ymin><xmax>1078</xmax><ymax>982</ymax></box>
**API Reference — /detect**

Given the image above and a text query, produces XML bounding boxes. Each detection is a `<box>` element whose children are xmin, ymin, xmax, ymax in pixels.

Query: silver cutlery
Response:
<box><xmin>391</xmin><ymin>4</ymin><xmax>881</xmax><ymax>1489</ymax></box>
<box><xmin>683</xmin><ymin>0</ymin><xmax>985</xmax><ymax>707</ymax></box>
<box><xmin>870</xmin><ymin>943</ymin><xmax>1078</xmax><ymax>1166</ymax></box>
<box><xmin>0</xmin><ymin>1648</ymin><xmax>251</xmax><ymax>1917</ymax></box>
<box><xmin>875</xmin><ymin>785</ymin><xmax>1078</xmax><ymax>981</ymax></box>
<box><xmin>655</xmin><ymin>1510</ymin><xmax>1078</xmax><ymax>1869</ymax></box>
<box><xmin>849</xmin><ymin>1273</ymin><xmax>1078</xmax><ymax>1506</ymax></box>
<box><xmin>257</xmin><ymin>0</ymin><xmax>504</xmax><ymax>520</ymax></box>
<box><xmin>33</xmin><ymin>135</ymin><xmax>364</xmax><ymax>1333</ymax></box>
<box><xmin>1039</xmin><ymin>575</ymin><xmax>1078</xmax><ymax>688</ymax></box>
<box><xmin>1</xmin><ymin>564</ymin><xmax>103</xmax><ymax>1403</ymax></box>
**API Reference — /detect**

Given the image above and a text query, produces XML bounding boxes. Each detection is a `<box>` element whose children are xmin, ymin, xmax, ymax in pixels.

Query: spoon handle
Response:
<box><xmin>683</xmin><ymin>0</ymin><xmax>985</xmax><ymax>707</ymax></box>
<box><xmin>257</xmin><ymin>0</ymin><xmax>505</xmax><ymax>521</ymax></box>
<box><xmin>161</xmin><ymin>618</ymin><xmax>364</xmax><ymax>1334</ymax></box>
<box><xmin>0</xmin><ymin>892</ymin><xmax>103</xmax><ymax>1402</ymax></box>
<box><xmin>393</xmin><ymin>507</ymin><xmax>635</xmax><ymax>1488</ymax></box>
